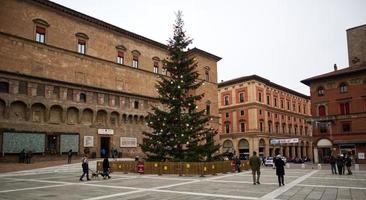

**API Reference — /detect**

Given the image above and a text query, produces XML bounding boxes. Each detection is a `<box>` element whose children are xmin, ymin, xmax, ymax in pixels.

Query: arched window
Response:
<box><xmin>318</xmin><ymin>105</ymin><xmax>326</xmax><ymax>116</ymax></box>
<box><xmin>339</xmin><ymin>82</ymin><xmax>348</xmax><ymax>93</ymax></box>
<box><xmin>132</xmin><ymin>50</ymin><xmax>141</xmax><ymax>68</ymax></box>
<box><xmin>0</xmin><ymin>82</ymin><xmax>9</xmax><ymax>93</ymax></box>
<box><xmin>317</xmin><ymin>86</ymin><xmax>325</xmax><ymax>96</ymax></box>
<box><xmin>80</xmin><ymin>93</ymin><xmax>86</xmax><ymax>103</ymax></box>
<box><xmin>33</xmin><ymin>18</ymin><xmax>49</xmax><ymax>44</ymax></box>
<box><xmin>116</xmin><ymin>45</ymin><xmax>126</xmax><ymax>65</ymax></box>
<box><xmin>75</xmin><ymin>32</ymin><xmax>89</xmax><ymax>54</ymax></box>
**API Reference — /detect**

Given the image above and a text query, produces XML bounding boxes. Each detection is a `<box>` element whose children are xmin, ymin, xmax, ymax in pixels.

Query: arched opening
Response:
<box><xmin>122</xmin><ymin>114</ymin><xmax>127</xmax><ymax>123</ymax></box>
<box><xmin>81</xmin><ymin>108</ymin><xmax>93</xmax><ymax>125</ymax></box>
<box><xmin>49</xmin><ymin>105</ymin><xmax>63</xmax><ymax>123</ymax></box>
<box><xmin>0</xmin><ymin>82</ymin><xmax>9</xmax><ymax>93</ymax></box>
<box><xmin>10</xmin><ymin>101</ymin><xmax>27</xmax><ymax>121</ymax></box>
<box><xmin>110</xmin><ymin>111</ymin><xmax>119</xmax><ymax>126</ymax></box>
<box><xmin>238</xmin><ymin>139</ymin><xmax>249</xmax><ymax>160</ymax></box>
<box><xmin>0</xmin><ymin>98</ymin><xmax>6</xmax><ymax>119</ymax></box>
<box><xmin>222</xmin><ymin>140</ymin><xmax>234</xmax><ymax>159</ymax></box>
<box><xmin>317</xmin><ymin>139</ymin><xmax>333</xmax><ymax>163</ymax></box>
<box><xmin>96</xmin><ymin>110</ymin><xmax>107</xmax><ymax>126</ymax></box>
<box><xmin>31</xmin><ymin>103</ymin><xmax>46</xmax><ymax>123</ymax></box>
<box><xmin>67</xmin><ymin>107</ymin><xmax>79</xmax><ymax>124</ymax></box>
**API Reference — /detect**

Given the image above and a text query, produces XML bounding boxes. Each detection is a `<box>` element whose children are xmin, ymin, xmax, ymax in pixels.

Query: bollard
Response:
<box><xmin>317</xmin><ymin>164</ymin><xmax>322</xmax><ymax>170</ymax></box>
<box><xmin>355</xmin><ymin>164</ymin><xmax>360</xmax><ymax>171</ymax></box>
<box><xmin>286</xmin><ymin>163</ymin><xmax>290</xmax><ymax>169</ymax></box>
<box><xmin>301</xmin><ymin>163</ymin><xmax>305</xmax><ymax>169</ymax></box>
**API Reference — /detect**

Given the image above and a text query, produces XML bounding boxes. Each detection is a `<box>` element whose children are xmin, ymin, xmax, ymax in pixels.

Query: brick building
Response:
<box><xmin>218</xmin><ymin>75</ymin><xmax>312</xmax><ymax>160</ymax></box>
<box><xmin>301</xmin><ymin>24</ymin><xmax>366</xmax><ymax>164</ymax></box>
<box><xmin>0</xmin><ymin>0</ymin><xmax>220</xmax><ymax>159</ymax></box>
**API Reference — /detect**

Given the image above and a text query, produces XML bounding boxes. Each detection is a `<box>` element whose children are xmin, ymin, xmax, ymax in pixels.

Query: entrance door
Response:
<box><xmin>100</xmin><ymin>137</ymin><xmax>110</xmax><ymax>158</ymax></box>
<box><xmin>47</xmin><ymin>135</ymin><xmax>58</xmax><ymax>154</ymax></box>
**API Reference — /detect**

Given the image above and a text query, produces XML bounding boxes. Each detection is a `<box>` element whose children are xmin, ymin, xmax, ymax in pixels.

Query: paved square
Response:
<box><xmin>0</xmin><ymin>162</ymin><xmax>365</xmax><ymax>200</ymax></box>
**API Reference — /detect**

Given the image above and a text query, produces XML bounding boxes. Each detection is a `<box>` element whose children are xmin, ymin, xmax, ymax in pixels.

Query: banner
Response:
<box><xmin>270</xmin><ymin>138</ymin><xmax>299</xmax><ymax>145</ymax></box>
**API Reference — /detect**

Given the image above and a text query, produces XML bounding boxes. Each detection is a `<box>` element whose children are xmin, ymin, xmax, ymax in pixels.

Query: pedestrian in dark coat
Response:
<box><xmin>345</xmin><ymin>155</ymin><xmax>352</xmax><ymax>175</ymax></box>
<box><xmin>67</xmin><ymin>149</ymin><xmax>73</xmax><ymax>164</ymax></box>
<box><xmin>274</xmin><ymin>155</ymin><xmax>285</xmax><ymax>186</ymax></box>
<box><xmin>329</xmin><ymin>155</ymin><xmax>337</xmax><ymax>174</ymax></box>
<box><xmin>102</xmin><ymin>157</ymin><xmax>111</xmax><ymax>179</ymax></box>
<box><xmin>19</xmin><ymin>149</ymin><xmax>25</xmax><ymax>163</ymax></box>
<box><xmin>26</xmin><ymin>150</ymin><xmax>32</xmax><ymax>164</ymax></box>
<box><xmin>336</xmin><ymin>154</ymin><xmax>344</xmax><ymax>175</ymax></box>
<box><xmin>79</xmin><ymin>156</ymin><xmax>90</xmax><ymax>181</ymax></box>
<box><xmin>235</xmin><ymin>156</ymin><xmax>241</xmax><ymax>173</ymax></box>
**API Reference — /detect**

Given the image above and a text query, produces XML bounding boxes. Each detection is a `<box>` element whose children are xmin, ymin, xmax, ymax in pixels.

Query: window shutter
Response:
<box><xmin>78</xmin><ymin>39</ymin><xmax>86</xmax><ymax>45</ymax></box>
<box><xmin>36</xmin><ymin>26</ymin><xmax>46</xmax><ymax>34</ymax></box>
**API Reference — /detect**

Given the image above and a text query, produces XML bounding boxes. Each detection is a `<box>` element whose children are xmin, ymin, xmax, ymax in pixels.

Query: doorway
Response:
<box><xmin>47</xmin><ymin>135</ymin><xmax>59</xmax><ymax>154</ymax></box>
<box><xmin>100</xmin><ymin>137</ymin><xmax>110</xmax><ymax>158</ymax></box>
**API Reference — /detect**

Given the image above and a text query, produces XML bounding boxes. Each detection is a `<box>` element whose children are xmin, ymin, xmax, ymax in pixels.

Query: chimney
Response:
<box><xmin>333</xmin><ymin>64</ymin><xmax>337</xmax><ymax>71</ymax></box>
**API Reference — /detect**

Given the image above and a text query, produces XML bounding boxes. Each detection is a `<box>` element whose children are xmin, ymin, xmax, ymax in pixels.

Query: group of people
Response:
<box><xmin>249</xmin><ymin>151</ymin><xmax>286</xmax><ymax>186</ymax></box>
<box><xmin>79</xmin><ymin>155</ymin><xmax>111</xmax><ymax>181</ymax></box>
<box><xmin>18</xmin><ymin>149</ymin><xmax>33</xmax><ymax>164</ymax></box>
<box><xmin>329</xmin><ymin>154</ymin><xmax>353</xmax><ymax>175</ymax></box>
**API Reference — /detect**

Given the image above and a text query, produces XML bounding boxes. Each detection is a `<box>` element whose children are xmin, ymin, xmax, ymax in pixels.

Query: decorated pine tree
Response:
<box><xmin>140</xmin><ymin>11</ymin><xmax>220</xmax><ymax>162</ymax></box>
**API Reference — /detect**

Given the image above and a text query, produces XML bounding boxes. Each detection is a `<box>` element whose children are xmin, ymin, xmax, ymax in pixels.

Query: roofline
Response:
<box><xmin>30</xmin><ymin>0</ymin><xmax>221</xmax><ymax>60</ymax></box>
<box><xmin>346</xmin><ymin>23</ymin><xmax>366</xmax><ymax>32</ymax></box>
<box><xmin>219</xmin><ymin>75</ymin><xmax>310</xmax><ymax>99</ymax></box>
<box><xmin>187</xmin><ymin>48</ymin><xmax>222</xmax><ymax>61</ymax></box>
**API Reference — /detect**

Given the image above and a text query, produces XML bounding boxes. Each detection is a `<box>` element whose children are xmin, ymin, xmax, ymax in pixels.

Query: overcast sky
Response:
<box><xmin>52</xmin><ymin>0</ymin><xmax>366</xmax><ymax>95</ymax></box>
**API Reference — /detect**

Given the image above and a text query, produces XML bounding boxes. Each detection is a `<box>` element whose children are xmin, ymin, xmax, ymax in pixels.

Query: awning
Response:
<box><xmin>317</xmin><ymin>139</ymin><xmax>332</xmax><ymax>147</ymax></box>
<box><xmin>333</xmin><ymin>140</ymin><xmax>366</xmax><ymax>144</ymax></box>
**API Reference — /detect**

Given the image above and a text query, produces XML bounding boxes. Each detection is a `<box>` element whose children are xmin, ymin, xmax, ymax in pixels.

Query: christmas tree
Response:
<box><xmin>140</xmin><ymin>11</ymin><xmax>220</xmax><ymax>162</ymax></box>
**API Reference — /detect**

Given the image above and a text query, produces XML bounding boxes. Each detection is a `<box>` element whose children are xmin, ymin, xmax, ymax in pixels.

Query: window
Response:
<box><xmin>275</xmin><ymin>123</ymin><xmax>279</xmax><ymax>133</ymax></box>
<box><xmin>134</xmin><ymin>101</ymin><xmax>139</xmax><ymax>109</ymax></box>
<box><xmin>240</xmin><ymin>110</ymin><xmax>244</xmax><ymax>116</ymax></box>
<box><xmin>0</xmin><ymin>82</ymin><xmax>9</xmax><ymax>93</ymax></box>
<box><xmin>53</xmin><ymin>86</ymin><xmax>60</xmax><ymax>98</ymax></box>
<box><xmin>274</xmin><ymin>98</ymin><xmax>277</xmax><ymax>107</ymax></box>
<box><xmin>239</xmin><ymin>92</ymin><xmax>244</xmax><ymax>103</ymax></box>
<box><xmin>132</xmin><ymin>56</ymin><xmax>139</xmax><ymax>68</ymax></box>
<box><xmin>35</xmin><ymin>26</ymin><xmax>45</xmax><ymax>43</ymax></box>
<box><xmin>340</xmin><ymin>102</ymin><xmax>350</xmax><ymax>115</ymax></box>
<box><xmin>259</xmin><ymin>109</ymin><xmax>262</xmax><ymax>115</ymax></box>
<box><xmin>317</xmin><ymin>87</ymin><xmax>325</xmax><ymax>96</ymax></box>
<box><xmin>104</xmin><ymin>94</ymin><xmax>109</xmax><ymax>105</ymax></box>
<box><xmin>268</xmin><ymin>122</ymin><xmax>272</xmax><ymax>133</ymax></box>
<box><xmin>258</xmin><ymin>92</ymin><xmax>262</xmax><ymax>102</ymax></box>
<box><xmin>281</xmin><ymin>100</ymin><xmax>284</xmax><ymax>108</ymax></box>
<box><xmin>303</xmin><ymin>105</ymin><xmax>306</xmax><ymax>114</ymax></box>
<box><xmin>292</xmin><ymin>103</ymin><xmax>296</xmax><ymax>111</ymax></box>
<box><xmin>205</xmin><ymin>71</ymin><xmax>209</xmax><ymax>81</ymax></box>
<box><xmin>275</xmin><ymin>113</ymin><xmax>278</xmax><ymax>118</ymax></box>
<box><xmin>36</xmin><ymin>84</ymin><xmax>45</xmax><ymax>96</ymax></box>
<box><xmin>224</xmin><ymin>95</ymin><xmax>229</xmax><ymax>105</ymax></box>
<box><xmin>259</xmin><ymin>121</ymin><xmax>263</xmax><ymax>132</ymax></box>
<box><xmin>80</xmin><ymin>93</ymin><xmax>86</xmax><ymax>103</ymax></box>
<box><xmin>18</xmin><ymin>81</ymin><xmax>27</xmax><ymax>95</ymax></box>
<box><xmin>225</xmin><ymin>123</ymin><xmax>230</xmax><ymax>133</ymax></box>
<box><xmin>267</xmin><ymin>111</ymin><xmax>271</xmax><ymax>117</ymax></box>
<box><xmin>318</xmin><ymin>105</ymin><xmax>326</xmax><ymax>116</ymax></box>
<box><xmin>153</xmin><ymin>61</ymin><xmax>159</xmax><ymax>74</ymax></box>
<box><xmin>287</xmin><ymin>101</ymin><xmax>290</xmax><ymax>110</ymax></box>
<box><xmin>342</xmin><ymin>123</ymin><xmax>351</xmax><ymax>132</ymax></box>
<box><xmin>319</xmin><ymin>123</ymin><xmax>327</xmax><ymax>133</ymax></box>
<box><xmin>225</xmin><ymin>112</ymin><xmax>229</xmax><ymax>118</ymax></box>
<box><xmin>117</xmin><ymin>51</ymin><xmax>124</xmax><ymax>64</ymax></box>
<box><xmin>340</xmin><ymin>83</ymin><xmax>348</xmax><ymax>93</ymax></box>
<box><xmin>298</xmin><ymin>105</ymin><xmax>301</xmax><ymax>113</ymax></box>
<box><xmin>240</xmin><ymin>122</ymin><xmax>245</xmax><ymax>132</ymax></box>
<box><xmin>267</xmin><ymin>95</ymin><xmax>270</xmax><ymax>105</ymax></box>
<box><xmin>206</xmin><ymin>104</ymin><xmax>210</xmax><ymax>115</ymax></box>
<box><xmin>282</xmin><ymin>124</ymin><xmax>286</xmax><ymax>134</ymax></box>
<box><xmin>77</xmin><ymin>39</ymin><xmax>86</xmax><ymax>54</ymax></box>
<box><xmin>67</xmin><ymin>89</ymin><xmax>73</xmax><ymax>100</ymax></box>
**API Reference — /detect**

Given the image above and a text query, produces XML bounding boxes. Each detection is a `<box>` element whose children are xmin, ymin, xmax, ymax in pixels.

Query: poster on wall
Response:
<box><xmin>84</xmin><ymin>136</ymin><xmax>94</xmax><ymax>147</ymax></box>
<box><xmin>120</xmin><ymin>137</ymin><xmax>137</xmax><ymax>147</ymax></box>
<box><xmin>358</xmin><ymin>152</ymin><xmax>365</xmax><ymax>159</ymax></box>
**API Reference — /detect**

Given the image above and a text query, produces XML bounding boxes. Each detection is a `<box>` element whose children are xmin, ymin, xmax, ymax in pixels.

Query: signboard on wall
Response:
<box><xmin>270</xmin><ymin>138</ymin><xmax>299</xmax><ymax>145</ymax></box>
<box><xmin>120</xmin><ymin>137</ymin><xmax>137</xmax><ymax>147</ymax></box>
<box><xmin>358</xmin><ymin>152</ymin><xmax>365</xmax><ymax>159</ymax></box>
<box><xmin>84</xmin><ymin>136</ymin><xmax>94</xmax><ymax>147</ymax></box>
<box><xmin>98</xmin><ymin>129</ymin><xmax>114</xmax><ymax>135</ymax></box>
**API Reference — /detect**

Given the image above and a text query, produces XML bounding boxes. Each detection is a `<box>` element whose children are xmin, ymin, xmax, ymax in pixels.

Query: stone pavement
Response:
<box><xmin>0</xmin><ymin>162</ymin><xmax>365</xmax><ymax>200</ymax></box>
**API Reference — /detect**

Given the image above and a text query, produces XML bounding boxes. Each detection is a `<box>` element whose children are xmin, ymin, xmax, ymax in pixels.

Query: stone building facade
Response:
<box><xmin>0</xmin><ymin>0</ymin><xmax>220</xmax><ymax>159</ymax></box>
<box><xmin>302</xmin><ymin>24</ymin><xmax>366</xmax><ymax>164</ymax></box>
<box><xmin>218</xmin><ymin>75</ymin><xmax>312</xmax><ymax>160</ymax></box>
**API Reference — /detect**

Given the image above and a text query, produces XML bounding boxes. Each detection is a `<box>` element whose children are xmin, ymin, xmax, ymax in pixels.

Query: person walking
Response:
<box><xmin>67</xmin><ymin>149</ymin><xmax>73</xmax><ymax>164</ymax></box>
<box><xmin>235</xmin><ymin>156</ymin><xmax>241</xmax><ymax>173</ymax></box>
<box><xmin>19</xmin><ymin>149</ymin><xmax>25</xmax><ymax>163</ymax></box>
<box><xmin>26</xmin><ymin>150</ymin><xmax>32</xmax><ymax>164</ymax></box>
<box><xmin>79</xmin><ymin>156</ymin><xmax>91</xmax><ymax>181</ymax></box>
<box><xmin>249</xmin><ymin>151</ymin><xmax>261</xmax><ymax>185</ymax></box>
<box><xmin>274</xmin><ymin>155</ymin><xmax>285</xmax><ymax>186</ymax></box>
<box><xmin>329</xmin><ymin>154</ymin><xmax>337</xmax><ymax>174</ymax></box>
<box><xmin>345</xmin><ymin>154</ymin><xmax>352</xmax><ymax>175</ymax></box>
<box><xmin>336</xmin><ymin>154</ymin><xmax>344</xmax><ymax>175</ymax></box>
<box><xmin>102</xmin><ymin>157</ymin><xmax>111</xmax><ymax>179</ymax></box>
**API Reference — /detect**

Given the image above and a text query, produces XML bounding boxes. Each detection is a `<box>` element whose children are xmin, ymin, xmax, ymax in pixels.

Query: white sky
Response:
<box><xmin>52</xmin><ymin>0</ymin><xmax>366</xmax><ymax>95</ymax></box>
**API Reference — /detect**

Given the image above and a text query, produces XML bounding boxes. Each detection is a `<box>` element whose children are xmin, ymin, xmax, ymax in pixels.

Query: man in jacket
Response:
<box><xmin>79</xmin><ymin>156</ymin><xmax>91</xmax><ymax>181</ymax></box>
<box><xmin>274</xmin><ymin>155</ymin><xmax>285</xmax><ymax>186</ymax></box>
<box><xmin>336</xmin><ymin>154</ymin><xmax>344</xmax><ymax>175</ymax></box>
<box><xmin>102</xmin><ymin>157</ymin><xmax>111</xmax><ymax>179</ymax></box>
<box><xmin>329</xmin><ymin>154</ymin><xmax>337</xmax><ymax>174</ymax></box>
<box><xmin>249</xmin><ymin>151</ymin><xmax>261</xmax><ymax>185</ymax></box>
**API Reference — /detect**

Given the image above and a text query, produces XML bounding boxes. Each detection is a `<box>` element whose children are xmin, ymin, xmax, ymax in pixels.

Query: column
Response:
<box><xmin>285</xmin><ymin>146</ymin><xmax>290</xmax><ymax>158</ymax></box>
<box><xmin>308</xmin><ymin>142</ymin><xmax>313</xmax><ymax>160</ymax></box>
<box><xmin>314</xmin><ymin>147</ymin><xmax>319</xmax><ymax>163</ymax></box>
<box><xmin>297</xmin><ymin>145</ymin><xmax>301</xmax><ymax>158</ymax></box>
<box><xmin>291</xmin><ymin>145</ymin><xmax>296</xmax><ymax>158</ymax></box>
<box><xmin>302</xmin><ymin>146</ymin><xmax>307</xmax><ymax>157</ymax></box>
<box><xmin>265</xmin><ymin>138</ymin><xmax>270</xmax><ymax>157</ymax></box>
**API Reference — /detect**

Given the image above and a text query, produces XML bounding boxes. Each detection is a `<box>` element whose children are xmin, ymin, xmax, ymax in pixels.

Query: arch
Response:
<box><xmin>75</xmin><ymin>32</ymin><xmax>89</xmax><ymax>39</ymax></box>
<box><xmin>32</xmin><ymin>18</ymin><xmax>50</xmax><ymax>27</ymax></box>
<box><xmin>0</xmin><ymin>98</ymin><xmax>6</xmax><ymax>119</ymax></box>
<box><xmin>110</xmin><ymin>111</ymin><xmax>119</xmax><ymax>126</ymax></box>
<box><xmin>128</xmin><ymin>114</ymin><xmax>133</xmax><ymax>122</ymax></box>
<box><xmin>96</xmin><ymin>110</ymin><xmax>107</xmax><ymax>126</ymax></box>
<box><xmin>31</xmin><ymin>103</ymin><xmax>46</xmax><ymax>123</ymax></box>
<box><xmin>81</xmin><ymin>108</ymin><xmax>93</xmax><ymax>125</ymax></box>
<box><xmin>222</xmin><ymin>140</ymin><xmax>234</xmax><ymax>153</ymax></box>
<box><xmin>152</xmin><ymin>56</ymin><xmax>160</xmax><ymax>61</ymax></box>
<box><xmin>10</xmin><ymin>101</ymin><xmax>27</xmax><ymax>121</ymax></box>
<box><xmin>116</xmin><ymin>45</ymin><xmax>127</xmax><ymax>51</ymax></box>
<box><xmin>139</xmin><ymin>115</ymin><xmax>144</xmax><ymax>123</ymax></box>
<box><xmin>131</xmin><ymin>50</ymin><xmax>141</xmax><ymax>56</ymax></box>
<box><xmin>122</xmin><ymin>114</ymin><xmax>127</xmax><ymax>123</ymax></box>
<box><xmin>238</xmin><ymin>139</ymin><xmax>250</xmax><ymax>159</ymax></box>
<box><xmin>67</xmin><ymin>107</ymin><xmax>79</xmax><ymax>124</ymax></box>
<box><xmin>317</xmin><ymin>139</ymin><xmax>332</xmax><ymax>148</ymax></box>
<box><xmin>49</xmin><ymin>105</ymin><xmax>63</xmax><ymax>123</ymax></box>
<box><xmin>133</xmin><ymin>115</ymin><xmax>139</xmax><ymax>123</ymax></box>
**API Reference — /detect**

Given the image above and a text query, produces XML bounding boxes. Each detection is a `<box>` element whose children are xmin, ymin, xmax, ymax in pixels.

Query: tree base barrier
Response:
<box><xmin>97</xmin><ymin>160</ymin><xmax>250</xmax><ymax>176</ymax></box>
